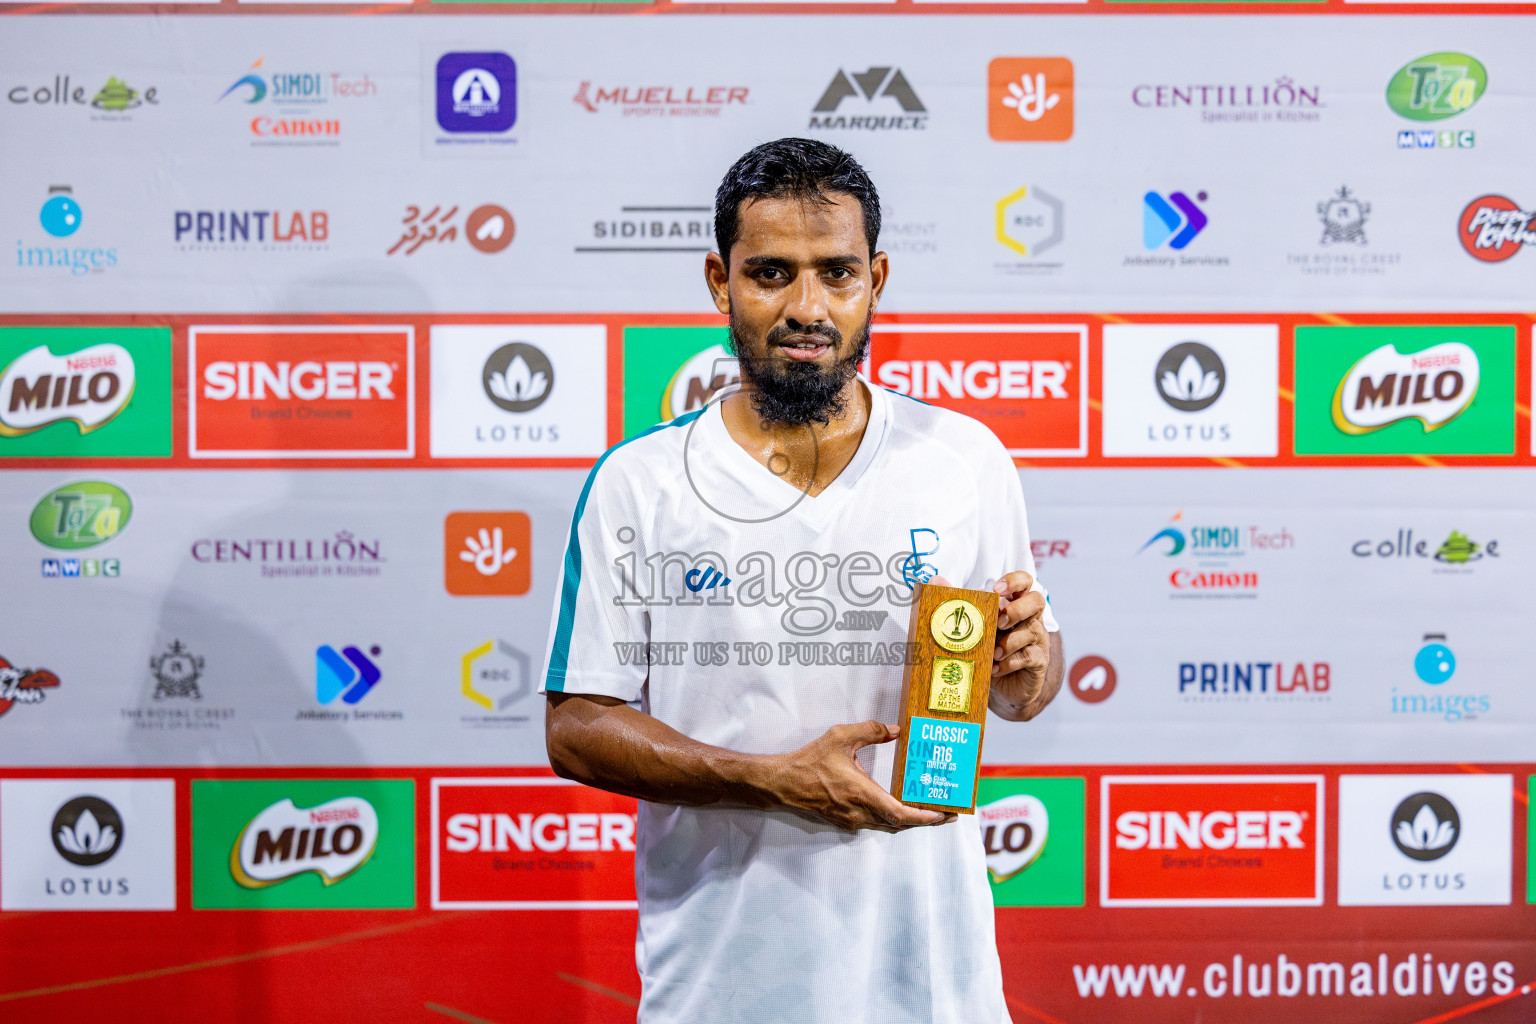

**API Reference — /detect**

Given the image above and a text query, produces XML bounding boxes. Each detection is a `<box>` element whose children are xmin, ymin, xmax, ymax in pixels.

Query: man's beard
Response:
<box><xmin>728</xmin><ymin>314</ymin><xmax>871</xmax><ymax>427</ymax></box>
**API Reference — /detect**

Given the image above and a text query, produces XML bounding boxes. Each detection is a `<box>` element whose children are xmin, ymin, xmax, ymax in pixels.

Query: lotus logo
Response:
<box><xmin>1154</xmin><ymin>342</ymin><xmax>1225</xmax><ymax>412</ymax></box>
<box><xmin>980</xmin><ymin>794</ymin><xmax>1049</xmax><ymax>882</ymax></box>
<box><xmin>1390</xmin><ymin>792</ymin><xmax>1459</xmax><ymax>861</ymax></box>
<box><xmin>1331</xmin><ymin>342</ymin><xmax>1478</xmax><ymax>435</ymax></box>
<box><xmin>481</xmin><ymin>342</ymin><xmax>552</xmax><ymax>413</ymax></box>
<box><xmin>232</xmin><ymin>796</ymin><xmax>379</xmax><ymax>888</ymax></box>
<box><xmin>52</xmin><ymin>795</ymin><xmax>123</xmax><ymax>867</ymax></box>
<box><xmin>0</xmin><ymin>343</ymin><xmax>136</xmax><ymax>438</ymax></box>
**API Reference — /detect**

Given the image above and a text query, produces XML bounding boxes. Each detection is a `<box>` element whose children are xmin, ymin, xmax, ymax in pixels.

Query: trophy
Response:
<box><xmin>888</xmin><ymin>582</ymin><xmax>1000</xmax><ymax>813</ymax></box>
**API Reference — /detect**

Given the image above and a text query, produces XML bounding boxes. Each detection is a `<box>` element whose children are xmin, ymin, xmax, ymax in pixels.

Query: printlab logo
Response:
<box><xmin>573</xmin><ymin>81</ymin><xmax>749</xmax><ymax>118</ymax></box>
<box><xmin>482</xmin><ymin>343</ymin><xmax>552</xmax><ymax>412</ymax></box>
<box><xmin>1067</xmin><ymin>656</ymin><xmax>1116</xmax><ymax>704</ymax></box>
<box><xmin>461</xmin><ymin>640</ymin><xmax>533</xmax><ymax>719</ymax></box>
<box><xmin>18</xmin><ymin>186</ymin><xmax>120</xmax><ymax>277</ymax></box>
<box><xmin>1155</xmin><ymin>342</ymin><xmax>1224</xmax><ymax>412</ymax></box>
<box><xmin>316</xmin><ymin>645</ymin><xmax>382</xmax><ymax>705</ymax></box>
<box><xmin>52</xmin><ymin>796</ymin><xmax>122</xmax><ymax>867</ymax></box>
<box><xmin>1178</xmin><ymin>660</ymin><xmax>1331</xmax><ymax>702</ymax></box>
<box><xmin>1143</xmin><ymin>191</ymin><xmax>1207</xmax><ymax>250</ymax></box>
<box><xmin>150</xmin><ymin>640</ymin><xmax>204</xmax><ymax>701</ymax></box>
<box><xmin>1391</xmin><ymin>792</ymin><xmax>1459</xmax><ymax>861</ymax></box>
<box><xmin>444</xmin><ymin>511</ymin><xmax>532</xmax><ymax>596</ymax></box>
<box><xmin>173</xmin><ymin>209</ymin><xmax>329</xmax><ymax>252</ymax></box>
<box><xmin>387</xmin><ymin>204</ymin><xmax>514</xmax><ymax>256</ymax></box>
<box><xmin>1387</xmin><ymin>52</ymin><xmax>1484</xmax><ymax>150</ymax></box>
<box><xmin>436</xmin><ymin>52</ymin><xmax>517</xmax><ymax>134</ymax></box>
<box><xmin>1458</xmin><ymin>196</ymin><xmax>1535</xmax><ymax>263</ymax></box>
<box><xmin>0</xmin><ymin>655</ymin><xmax>60</xmax><ymax>720</ymax></box>
<box><xmin>987</xmin><ymin>58</ymin><xmax>1073</xmax><ymax>142</ymax></box>
<box><xmin>994</xmin><ymin>186</ymin><xmax>1063</xmax><ymax>271</ymax></box>
<box><xmin>6</xmin><ymin>74</ymin><xmax>160</xmax><ymax>116</ymax></box>
<box><xmin>808</xmin><ymin>67</ymin><xmax>926</xmax><ymax>130</ymax></box>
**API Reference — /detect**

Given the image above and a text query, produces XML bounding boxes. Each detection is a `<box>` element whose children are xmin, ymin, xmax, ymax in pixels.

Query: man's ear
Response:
<box><xmin>704</xmin><ymin>252</ymin><xmax>731</xmax><ymax>315</ymax></box>
<box><xmin>869</xmin><ymin>250</ymin><xmax>889</xmax><ymax>312</ymax></box>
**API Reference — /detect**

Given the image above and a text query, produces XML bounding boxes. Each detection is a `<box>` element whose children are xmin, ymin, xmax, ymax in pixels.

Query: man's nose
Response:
<box><xmin>783</xmin><ymin>269</ymin><xmax>830</xmax><ymax>327</ymax></box>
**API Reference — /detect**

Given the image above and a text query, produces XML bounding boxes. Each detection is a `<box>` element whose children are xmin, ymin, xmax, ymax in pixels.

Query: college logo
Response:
<box><xmin>977</xmin><ymin>779</ymin><xmax>1084</xmax><ymax>907</ymax></box>
<box><xmin>444</xmin><ymin>511</ymin><xmax>531</xmax><ymax>596</ymax></box>
<box><xmin>30</xmin><ymin>481</ymin><xmax>131</xmax><ymax>550</ymax></box>
<box><xmin>1</xmin><ymin>779</ymin><xmax>176</xmax><ymax>910</ymax></box>
<box><xmin>994</xmin><ymin>186</ymin><xmax>1063</xmax><ymax>267</ymax></box>
<box><xmin>1338</xmin><ymin>774</ymin><xmax>1511</xmax><ymax>906</ymax></box>
<box><xmin>188</xmin><ymin>325</ymin><xmax>414</xmax><ymax>458</ymax></box>
<box><xmin>193</xmin><ymin>780</ymin><xmax>414</xmax><ymax>909</ymax></box>
<box><xmin>808</xmin><ymin>67</ymin><xmax>926</xmax><ymax>130</ymax></box>
<box><xmin>316</xmin><ymin>644</ymin><xmax>381</xmax><ymax>705</ymax></box>
<box><xmin>1387</xmin><ymin>53</ymin><xmax>1485</xmax><ymax>121</ymax></box>
<box><xmin>430</xmin><ymin>325</ymin><xmax>607</xmax><ymax>458</ymax></box>
<box><xmin>5</xmin><ymin>75</ymin><xmax>159</xmax><ymax>116</ymax></box>
<box><xmin>1102</xmin><ymin>775</ymin><xmax>1324</xmax><ymax>906</ymax></box>
<box><xmin>870</xmin><ymin>326</ymin><xmax>1088</xmax><ymax>456</ymax></box>
<box><xmin>0</xmin><ymin>655</ymin><xmax>59</xmax><ymax>719</ymax></box>
<box><xmin>387</xmin><ymin>203</ymin><xmax>514</xmax><ymax>256</ymax></box>
<box><xmin>150</xmin><ymin>640</ymin><xmax>205</xmax><ymax>701</ymax></box>
<box><xmin>1352</xmin><ymin>529</ymin><xmax>1500</xmax><ymax>569</ymax></box>
<box><xmin>987</xmin><ymin>59</ymin><xmax>1073</xmax><ymax>142</ymax></box>
<box><xmin>1294</xmin><ymin>325</ymin><xmax>1514</xmax><ymax>456</ymax></box>
<box><xmin>432</xmin><ymin>778</ymin><xmax>639</xmax><ymax>908</ymax></box>
<box><xmin>1143</xmin><ymin>191</ymin><xmax>1208</xmax><ymax>250</ymax></box>
<box><xmin>1067</xmin><ymin>656</ymin><xmax>1116</xmax><ymax>704</ymax></box>
<box><xmin>436</xmin><ymin>52</ymin><xmax>516</xmax><ymax>134</ymax></box>
<box><xmin>1458</xmin><ymin>196</ymin><xmax>1534</xmax><ymax>262</ymax></box>
<box><xmin>573</xmin><ymin>82</ymin><xmax>748</xmax><ymax>118</ymax></box>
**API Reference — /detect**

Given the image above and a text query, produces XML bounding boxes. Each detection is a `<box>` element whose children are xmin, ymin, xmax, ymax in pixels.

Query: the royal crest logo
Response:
<box><xmin>0</xmin><ymin>344</ymin><xmax>135</xmax><ymax>437</ymax></box>
<box><xmin>150</xmin><ymin>640</ymin><xmax>205</xmax><ymax>701</ymax></box>
<box><xmin>231</xmin><ymin>796</ymin><xmax>379</xmax><ymax>889</ymax></box>
<box><xmin>1331</xmin><ymin>342</ymin><xmax>1478</xmax><ymax>435</ymax></box>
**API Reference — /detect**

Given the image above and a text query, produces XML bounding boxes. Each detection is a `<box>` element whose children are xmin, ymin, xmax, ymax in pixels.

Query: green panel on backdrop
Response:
<box><xmin>192</xmin><ymin>779</ymin><xmax>415</xmax><ymax>909</ymax></box>
<box><xmin>977</xmin><ymin>777</ymin><xmax>1085</xmax><ymax>907</ymax></box>
<box><xmin>0</xmin><ymin>326</ymin><xmax>172</xmax><ymax>457</ymax></box>
<box><xmin>1529</xmin><ymin>776</ymin><xmax>1535</xmax><ymax>905</ymax></box>
<box><xmin>621</xmin><ymin>325</ymin><xmax>730</xmax><ymax>438</ymax></box>
<box><xmin>1293</xmin><ymin>325</ymin><xmax>1514</xmax><ymax>456</ymax></box>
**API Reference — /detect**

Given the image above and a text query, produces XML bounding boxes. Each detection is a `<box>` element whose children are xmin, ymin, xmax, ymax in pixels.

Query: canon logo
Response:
<box><xmin>876</xmin><ymin>360</ymin><xmax>1068</xmax><ymax>400</ymax></box>
<box><xmin>1115</xmin><ymin>810</ymin><xmax>1305</xmax><ymax>851</ymax></box>
<box><xmin>444</xmin><ymin>812</ymin><xmax>636</xmax><ymax>854</ymax></box>
<box><xmin>202</xmin><ymin>361</ymin><xmax>394</xmax><ymax>401</ymax></box>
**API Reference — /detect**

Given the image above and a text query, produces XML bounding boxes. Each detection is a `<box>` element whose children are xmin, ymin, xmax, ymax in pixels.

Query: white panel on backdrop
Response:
<box><xmin>0</xmin><ymin>778</ymin><xmax>176</xmax><ymax>910</ymax></box>
<box><xmin>429</xmin><ymin>324</ymin><xmax>608</xmax><ymax>458</ymax></box>
<box><xmin>1101</xmin><ymin>324</ymin><xmax>1279</xmax><ymax>457</ymax></box>
<box><xmin>1337</xmin><ymin>774</ymin><xmax>1512</xmax><ymax>906</ymax></box>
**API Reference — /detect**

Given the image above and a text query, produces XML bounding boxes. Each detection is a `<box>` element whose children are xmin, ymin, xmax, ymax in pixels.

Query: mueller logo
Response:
<box><xmin>0</xmin><ymin>656</ymin><xmax>60</xmax><ymax>719</ymax></box>
<box><xmin>173</xmin><ymin>210</ymin><xmax>328</xmax><ymax>250</ymax></box>
<box><xmin>980</xmin><ymin>794</ymin><xmax>1048</xmax><ymax>882</ymax></box>
<box><xmin>1178</xmin><ymin>661</ymin><xmax>1331</xmax><ymax>699</ymax></box>
<box><xmin>1102</xmin><ymin>776</ymin><xmax>1324</xmax><ymax>906</ymax></box>
<box><xmin>189</xmin><ymin>326</ymin><xmax>414</xmax><ymax>458</ymax></box>
<box><xmin>871</xmin><ymin>327</ymin><xmax>1087</xmax><ymax>456</ymax></box>
<box><xmin>1</xmin><ymin>343</ymin><xmax>134</xmax><ymax>437</ymax></box>
<box><xmin>1458</xmin><ymin>196</ymin><xmax>1535</xmax><ymax>262</ymax></box>
<box><xmin>432</xmin><ymin>779</ymin><xmax>640</xmax><ymax>908</ymax></box>
<box><xmin>1331</xmin><ymin>343</ymin><xmax>1478</xmax><ymax>434</ymax></box>
<box><xmin>231</xmin><ymin>796</ymin><xmax>379</xmax><ymax>888</ymax></box>
<box><xmin>809</xmin><ymin>67</ymin><xmax>926</xmax><ymax>131</ymax></box>
<box><xmin>573</xmin><ymin>82</ymin><xmax>749</xmax><ymax>117</ymax></box>
<box><xmin>684</xmin><ymin>565</ymin><xmax>732</xmax><ymax>592</ymax></box>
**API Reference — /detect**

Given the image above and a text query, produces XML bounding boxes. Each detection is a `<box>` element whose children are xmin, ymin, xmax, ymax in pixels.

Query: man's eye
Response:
<box><xmin>827</xmin><ymin>267</ymin><xmax>851</xmax><ymax>279</ymax></box>
<box><xmin>757</xmin><ymin>268</ymin><xmax>783</xmax><ymax>282</ymax></box>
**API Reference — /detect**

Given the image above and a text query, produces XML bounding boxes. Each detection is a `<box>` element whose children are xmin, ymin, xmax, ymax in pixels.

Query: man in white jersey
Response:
<box><xmin>543</xmin><ymin>138</ymin><xmax>1063</xmax><ymax>1023</ymax></box>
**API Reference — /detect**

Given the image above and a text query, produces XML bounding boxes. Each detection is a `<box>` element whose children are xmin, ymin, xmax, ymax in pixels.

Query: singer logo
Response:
<box><xmin>1332</xmin><ymin>343</ymin><xmax>1478</xmax><ymax>435</ymax></box>
<box><xmin>444</xmin><ymin>511</ymin><xmax>531</xmax><ymax>596</ymax></box>
<box><xmin>189</xmin><ymin>325</ymin><xmax>414</xmax><ymax>458</ymax></box>
<box><xmin>1101</xmin><ymin>775</ymin><xmax>1324</xmax><ymax>906</ymax></box>
<box><xmin>684</xmin><ymin>565</ymin><xmax>731</xmax><ymax>592</ymax></box>
<box><xmin>870</xmin><ymin>326</ymin><xmax>1087</xmax><ymax>456</ymax></box>
<box><xmin>432</xmin><ymin>779</ymin><xmax>639</xmax><ymax>908</ymax></box>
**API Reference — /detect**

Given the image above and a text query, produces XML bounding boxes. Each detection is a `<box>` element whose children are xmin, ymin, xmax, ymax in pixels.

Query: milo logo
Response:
<box><xmin>1386</xmin><ymin>53</ymin><xmax>1486</xmax><ymax>122</ymax></box>
<box><xmin>0</xmin><ymin>343</ymin><xmax>135</xmax><ymax>437</ymax></box>
<box><xmin>30</xmin><ymin>481</ymin><xmax>132</xmax><ymax>550</ymax></box>
<box><xmin>231</xmin><ymin>796</ymin><xmax>379</xmax><ymax>889</ymax></box>
<box><xmin>1331</xmin><ymin>342</ymin><xmax>1478</xmax><ymax>435</ymax></box>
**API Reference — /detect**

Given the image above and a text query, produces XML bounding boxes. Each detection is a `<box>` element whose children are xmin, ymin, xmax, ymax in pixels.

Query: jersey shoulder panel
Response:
<box><xmin>882</xmin><ymin>387</ymin><xmax>1014</xmax><ymax>475</ymax></box>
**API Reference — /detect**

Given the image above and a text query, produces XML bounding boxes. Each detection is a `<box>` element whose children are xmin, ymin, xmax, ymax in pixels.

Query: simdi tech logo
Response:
<box><xmin>1337</xmin><ymin>774</ymin><xmax>1512</xmax><ymax>906</ymax></box>
<box><xmin>0</xmin><ymin>779</ymin><xmax>176</xmax><ymax>910</ymax></box>
<box><xmin>977</xmin><ymin>777</ymin><xmax>1085</xmax><ymax>907</ymax></box>
<box><xmin>987</xmin><ymin>59</ymin><xmax>1073</xmax><ymax>142</ymax></box>
<box><xmin>1101</xmin><ymin>775</ymin><xmax>1324</xmax><ymax>907</ymax></box>
<box><xmin>1387</xmin><ymin>52</ymin><xmax>1485</xmax><ymax>151</ymax></box>
<box><xmin>192</xmin><ymin>779</ymin><xmax>414</xmax><ymax>909</ymax></box>
<box><xmin>869</xmin><ymin>325</ymin><xmax>1088</xmax><ymax>456</ymax></box>
<box><xmin>218</xmin><ymin>57</ymin><xmax>378</xmax><ymax>146</ymax></box>
<box><xmin>1294</xmin><ymin>325</ymin><xmax>1513</xmax><ymax>456</ymax></box>
<box><xmin>0</xmin><ymin>326</ymin><xmax>171</xmax><ymax>457</ymax></box>
<box><xmin>432</xmin><ymin>778</ymin><xmax>638</xmax><ymax>909</ymax></box>
<box><xmin>188</xmin><ymin>325</ymin><xmax>415</xmax><ymax>458</ymax></box>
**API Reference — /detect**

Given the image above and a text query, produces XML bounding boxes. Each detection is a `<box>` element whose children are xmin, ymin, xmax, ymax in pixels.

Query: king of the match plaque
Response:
<box><xmin>888</xmin><ymin>581</ymin><xmax>1001</xmax><ymax>814</ymax></box>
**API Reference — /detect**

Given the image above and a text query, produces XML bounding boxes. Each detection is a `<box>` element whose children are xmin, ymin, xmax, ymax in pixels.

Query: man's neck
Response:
<box><xmin>719</xmin><ymin>377</ymin><xmax>872</xmax><ymax>498</ymax></box>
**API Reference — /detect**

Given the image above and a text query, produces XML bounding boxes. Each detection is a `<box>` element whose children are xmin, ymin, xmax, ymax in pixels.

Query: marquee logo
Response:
<box><xmin>1331</xmin><ymin>342</ymin><xmax>1478</xmax><ymax>435</ymax></box>
<box><xmin>1</xmin><ymin>343</ymin><xmax>134</xmax><ymax>437</ymax></box>
<box><xmin>1458</xmin><ymin>195</ymin><xmax>1535</xmax><ymax>262</ymax></box>
<box><xmin>1102</xmin><ymin>775</ymin><xmax>1324</xmax><ymax>906</ymax></box>
<box><xmin>809</xmin><ymin>67</ymin><xmax>926</xmax><ymax>131</ymax></box>
<box><xmin>1386</xmin><ymin>53</ymin><xmax>1486</xmax><ymax>122</ymax></box>
<box><xmin>231</xmin><ymin>796</ymin><xmax>379</xmax><ymax>888</ymax></box>
<box><xmin>30</xmin><ymin>481</ymin><xmax>131</xmax><ymax>550</ymax></box>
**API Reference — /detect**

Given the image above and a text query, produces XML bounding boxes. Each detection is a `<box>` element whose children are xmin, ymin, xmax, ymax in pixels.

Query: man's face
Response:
<box><xmin>705</xmin><ymin>194</ymin><xmax>887</xmax><ymax>425</ymax></box>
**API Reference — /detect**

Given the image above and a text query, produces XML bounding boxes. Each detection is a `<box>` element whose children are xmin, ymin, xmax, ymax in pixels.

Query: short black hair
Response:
<box><xmin>713</xmin><ymin>138</ymin><xmax>881</xmax><ymax>267</ymax></box>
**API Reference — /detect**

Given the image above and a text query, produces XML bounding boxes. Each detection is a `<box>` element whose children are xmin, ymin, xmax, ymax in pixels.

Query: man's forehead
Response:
<box><xmin>733</xmin><ymin>194</ymin><xmax>866</xmax><ymax>256</ymax></box>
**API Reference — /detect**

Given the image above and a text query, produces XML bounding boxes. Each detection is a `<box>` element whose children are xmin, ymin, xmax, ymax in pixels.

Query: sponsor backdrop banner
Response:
<box><xmin>0</xmin><ymin>7</ymin><xmax>1533</xmax><ymax>1024</ymax></box>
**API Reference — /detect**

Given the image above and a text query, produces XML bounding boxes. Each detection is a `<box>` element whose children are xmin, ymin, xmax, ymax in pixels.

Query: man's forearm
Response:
<box><xmin>546</xmin><ymin>692</ymin><xmax>780</xmax><ymax>809</ymax></box>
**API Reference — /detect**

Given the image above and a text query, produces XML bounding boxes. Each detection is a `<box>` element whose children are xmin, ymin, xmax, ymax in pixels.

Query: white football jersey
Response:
<box><xmin>543</xmin><ymin>377</ymin><xmax>1058</xmax><ymax>1024</ymax></box>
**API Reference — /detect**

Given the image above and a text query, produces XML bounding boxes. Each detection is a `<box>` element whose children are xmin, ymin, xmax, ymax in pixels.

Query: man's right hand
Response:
<box><xmin>759</xmin><ymin>721</ymin><xmax>955</xmax><ymax>833</ymax></box>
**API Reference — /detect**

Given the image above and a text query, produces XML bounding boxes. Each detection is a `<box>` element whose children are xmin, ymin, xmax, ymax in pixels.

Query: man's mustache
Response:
<box><xmin>764</xmin><ymin>322</ymin><xmax>843</xmax><ymax>348</ymax></box>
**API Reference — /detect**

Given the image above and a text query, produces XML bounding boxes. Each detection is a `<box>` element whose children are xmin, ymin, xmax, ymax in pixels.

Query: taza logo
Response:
<box><xmin>482</xmin><ymin>342</ymin><xmax>551</xmax><ymax>412</ymax></box>
<box><xmin>1391</xmin><ymin>792</ymin><xmax>1458</xmax><ymax>861</ymax></box>
<box><xmin>1</xmin><ymin>343</ymin><xmax>134</xmax><ymax>436</ymax></box>
<box><xmin>1155</xmin><ymin>342</ymin><xmax>1225</xmax><ymax>412</ymax></box>
<box><xmin>52</xmin><ymin>796</ymin><xmax>123</xmax><ymax>867</ymax></box>
<box><xmin>1386</xmin><ymin>53</ymin><xmax>1486</xmax><ymax>122</ymax></box>
<box><xmin>1331</xmin><ymin>342</ymin><xmax>1478</xmax><ymax>434</ymax></box>
<box><xmin>30</xmin><ymin>481</ymin><xmax>131</xmax><ymax>550</ymax></box>
<box><xmin>1458</xmin><ymin>195</ymin><xmax>1535</xmax><ymax>263</ymax></box>
<box><xmin>979</xmin><ymin>793</ymin><xmax>1048</xmax><ymax>881</ymax></box>
<box><xmin>231</xmin><ymin>796</ymin><xmax>379</xmax><ymax>888</ymax></box>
